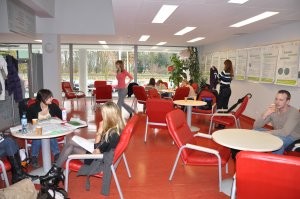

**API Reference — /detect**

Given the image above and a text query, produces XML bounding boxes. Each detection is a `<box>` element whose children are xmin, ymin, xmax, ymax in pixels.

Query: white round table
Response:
<box><xmin>173</xmin><ymin>100</ymin><xmax>207</xmax><ymax>131</ymax></box>
<box><xmin>11</xmin><ymin>124</ymin><xmax>74</xmax><ymax>179</ymax></box>
<box><xmin>212</xmin><ymin>129</ymin><xmax>283</xmax><ymax>152</ymax></box>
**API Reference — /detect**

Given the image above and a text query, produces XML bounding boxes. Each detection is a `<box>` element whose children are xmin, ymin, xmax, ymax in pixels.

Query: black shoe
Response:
<box><xmin>40</xmin><ymin>165</ymin><xmax>64</xmax><ymax>186</ymax></box>
<box><xmin>31</xmin><ymin>156</ymin><xmax>39</xmax><ymax>168</ymax></box>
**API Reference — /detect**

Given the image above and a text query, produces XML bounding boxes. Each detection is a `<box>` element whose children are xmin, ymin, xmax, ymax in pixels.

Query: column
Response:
<box><xmin>42</xmin><ymin>34</ymin><xmax>62</xmax><ymax>103</ymax></box>
<box><xmin>78</xmin><ymin>49</ymin><xmax>87</xmax><ymax>94</ymax></box>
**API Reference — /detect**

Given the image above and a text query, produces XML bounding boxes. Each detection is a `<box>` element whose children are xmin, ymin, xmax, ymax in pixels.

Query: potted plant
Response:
<box><xmin>169</xmin><ymin>54</ymin><xmax>188</xmax><ymax>88</ymax></box>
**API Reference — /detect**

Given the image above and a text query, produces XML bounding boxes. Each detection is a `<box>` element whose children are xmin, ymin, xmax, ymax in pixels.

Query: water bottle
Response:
<box><xmin>62</xmin><ymin>108</ymin><xmax>67</xmax><ymax>121</ymax></box>
<box><xmin>21</xmin><ymin>113</ymin><xmax>28</xmax><ymax>133</ymax></box>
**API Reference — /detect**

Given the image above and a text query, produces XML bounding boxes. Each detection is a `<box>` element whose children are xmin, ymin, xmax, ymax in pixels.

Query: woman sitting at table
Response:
<box><xmin>40</xmin><ymin>101</ymin><xmax>124</xmax><ymax>191</ymax></box>
<box><xmin>145</xmin><ymin>77</ymin><xmax>156</xmax><ymax>91</ymax></box>
<box><xmin>27</xmin><ymin>89</ymin><xmax>62</xmax><ymax>168</ymax></box>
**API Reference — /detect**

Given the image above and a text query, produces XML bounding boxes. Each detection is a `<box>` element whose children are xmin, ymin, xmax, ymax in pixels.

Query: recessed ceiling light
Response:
<box><xmin>156</xmin><ymin>42</ymin><xmax>167</xmax><ymax>45</ymax></box>
<box><xmin>34</xmin><ymin>40</ymin><xmax>42</xmax><ymax>42</ymax></box>
<box><xmin>98</xmin><ymin>41</ymin><xmax>107</xmax><ymax>44</ymax></box>
<box><xmin>187</xmin><ymin>37</ymin><xmax>205</xmax><ymax>43</ymax></box>
<box><xmin>139</xmin><ymin>35</ymin><xmax>150</xmax><ymax>42</ymax></box>
<box><xmin>152</xmin><ymin>5</ymin><xmax>178</xmax><ymax>23</ymax></box>
<box><xmin>174</xmin><ymin>27</ymin><xmax>196</xmax><ymax>36</ymax></box>
<box><xmin>228</xmin><ymin>0</ymin><xmax>248</xmax><ymax>4</ymax></box>
<box><xmin>230</xmin><ymin>11</ymin><xmax>279</xmax><ymax>27</ymax></box>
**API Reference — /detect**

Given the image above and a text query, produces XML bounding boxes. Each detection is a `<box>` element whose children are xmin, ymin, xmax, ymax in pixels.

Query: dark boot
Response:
<box><xmin>40</xmin><ymin>164</ymin><xmax>64</xmax><ymax>186</ymax></box>
<box><xmin>7</xmin><ymin>152</ymin><xmax>34</xmax><ymax>184</ymax></box>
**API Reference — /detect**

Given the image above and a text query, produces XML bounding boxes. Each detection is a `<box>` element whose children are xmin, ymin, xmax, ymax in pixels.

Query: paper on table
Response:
<box><xmin>67</xmin><ymin>117</ymin><xmax>87</xmax><ymax>129</ymax></box>
<box><xmin>72</xmin><ymin>135</ymin><xmax>94</xmax><ymax>153</ymax></box>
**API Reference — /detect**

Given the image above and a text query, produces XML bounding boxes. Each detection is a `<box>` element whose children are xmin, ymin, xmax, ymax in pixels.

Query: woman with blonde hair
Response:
<box><xmin>40</xmin><ymin>101</ymin><xmax>125</xmax><ymax>182</ymax></box>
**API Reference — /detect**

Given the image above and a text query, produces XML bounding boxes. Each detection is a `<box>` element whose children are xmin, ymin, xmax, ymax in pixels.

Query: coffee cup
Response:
<box><xmin>36</xmin><ymin>126</ymin><xmax>42</xmax><ymax>135</ymax></box>
<box><xmin>32</xmin><ymin>119</ymin><xmax>38</xmax><ymax>125</ymax></box>
<box><xmin>184</xmin><ymin>97</ymin><xmax>188</xmax><ymax>102</ymax></box>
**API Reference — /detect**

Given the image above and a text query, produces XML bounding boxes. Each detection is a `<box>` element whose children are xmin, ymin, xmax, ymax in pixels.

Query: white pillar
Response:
<box><xmin>78</xmin><ymin>49</ymin><xmax>87</xmax><ymax>94</ymax></box>
<box><xmin>42</xmin><ymin>34</ymin><xmax>62</xmax><ymax>103</ymax></box>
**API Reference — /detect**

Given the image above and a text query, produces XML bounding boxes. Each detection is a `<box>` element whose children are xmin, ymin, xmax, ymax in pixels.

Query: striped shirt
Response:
<box><xmin>218</xmin><ymin>70</ymin><xmax>232</xmax><ymax>86</ymax></box>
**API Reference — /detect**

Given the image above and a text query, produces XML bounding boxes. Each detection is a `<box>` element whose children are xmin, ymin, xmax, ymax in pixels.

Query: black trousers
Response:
<box><xmin>217</xmin><ymin>86</ymin><xmax>231</xmax><ymax>109</ymax></box>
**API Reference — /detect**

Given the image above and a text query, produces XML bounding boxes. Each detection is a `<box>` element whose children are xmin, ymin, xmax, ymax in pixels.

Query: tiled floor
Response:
<box><xmin>4</xmin><ymin>97</ymin><xmax>254</xmax><ymax>198</ymax></box>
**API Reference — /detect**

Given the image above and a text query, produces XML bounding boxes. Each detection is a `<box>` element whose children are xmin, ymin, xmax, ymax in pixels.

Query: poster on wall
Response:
<box><xmin>260</xmin><ymin>45</ymin><xmax>279</xmax><ymax>83</ymax></box>
<box><xmin>275</xmin><ymin>42</ymin><xmax>299</xmax><ymax>86</ymax></box>
<box><xmin>247</xmin><ymin>47</ymin><xmax>261</xmax><ymax>82</ymax></box>
<box><xmin>205</xmin><ymin>53</ymin><xmax>212</xmax><ymax>76</ymax></box>
<box><xmin>235</xmin><ymin>49</ymin><xmax>248</xmax><ymax>80</ymax></box>
<box><xmin>227</xmin><ymin>50</ymin><xmax>237</xmax><ymax>68</ymax></box>
<box><xmin>211</xmin><ymin>52</ymin><xmax>220</xmax><ymax>71</ymax></box>
<box><xmin>219</xmin><ymin>51</ymin><xmax>228</xmax><ymax>72</ymax></box>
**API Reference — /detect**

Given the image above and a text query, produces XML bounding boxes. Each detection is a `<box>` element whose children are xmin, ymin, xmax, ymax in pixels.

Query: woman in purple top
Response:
<box><xmin>115</xmin><ymin>60</ymin><xmax>135</xmax><ymax>118</ymax></box>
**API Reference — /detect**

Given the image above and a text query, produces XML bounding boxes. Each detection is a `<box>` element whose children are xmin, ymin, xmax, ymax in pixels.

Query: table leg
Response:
<box><xmin>186</xmin><ymin>106</ymin><xmax>199</xmax><ymax>132</ymax></box>
<box><xmin>29</xmin><ymin>138</ymin><xmax>52</xmax><ymax>183</ymax></box>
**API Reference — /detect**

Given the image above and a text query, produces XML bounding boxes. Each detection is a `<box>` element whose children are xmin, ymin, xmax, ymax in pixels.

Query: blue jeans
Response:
<box><xmin>255</xmin><ymin>128</ymin><xmax>295</xmax><ymax>154</ymax></box>
<box><xmin>0</xmin><ymin>137</ymin><xmax>19</xmax><ymax>157</ymax></box>
<box><xmin>31</xmin><ymin>138</ymin><xmax>60</xmax><ymax>157</ymax></box>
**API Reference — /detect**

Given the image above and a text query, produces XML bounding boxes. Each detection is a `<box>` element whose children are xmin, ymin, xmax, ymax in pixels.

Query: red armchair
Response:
<box><xmin>166</xmin><ymin>109</ymin><xmax>231</xmax><ymax>191</ymax></box>
<box><xmin>208</xmin><ymin>95</ymin><xmax>250</xmax><ymax>134</ymax></box>
<box><xmin>61</xmin><ymin>82</ymin><xmax>86</xmax><ymax>107</ymax></box>
<box><xmin>192</xmin><ymin>89</ymin><xmax>217</xmax><ymax>116</ymax></box>
<box><xmin>144</xmin><ymin>99</ymin><xmax>174</xmax><ymax>143</ymax></box>
<box><xmin>232</xmin><ymin>151</ymin><xmax>300</xmax><ymax>199</ymax></box>
<box><xmin>132</xmin><ymin>85</ymin><xmax>148</xmax><ymax>112</ymax></box>
<box><xmin>64</xmin><ymin>115</ymin><xmax>139</xmax><ymax>198</ymax></box>
<box><xmin>0</xmin><ymin>159</ymin><xmax>11</xmax><ymax>187</ymax></box>
<box><xmin>94</xmin><ymin>85</ymin><xmax>112</xmax><ymax>109</ymax></box>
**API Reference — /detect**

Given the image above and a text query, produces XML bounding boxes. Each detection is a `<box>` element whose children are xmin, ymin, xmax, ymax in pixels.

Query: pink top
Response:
<box><xmin>116</xmin><ymin>70</ymin><xmax>133</xmax><ymax>89</ymax></box>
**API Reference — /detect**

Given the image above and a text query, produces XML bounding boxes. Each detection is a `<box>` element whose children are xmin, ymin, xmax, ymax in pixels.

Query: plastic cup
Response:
<box><xmin>36</xmin><ymin>126</ymin><xmax>42</xmax><ymax>135</ymax></box>
<box><xmin>184</xmin><ymin>97</ymin><xmax>188</xmax><ymax>102</ymax></box>
<box><xmin>193</xmin><ymin>96</ymin><xmax>196</xmax><ymax>101</ymax></box>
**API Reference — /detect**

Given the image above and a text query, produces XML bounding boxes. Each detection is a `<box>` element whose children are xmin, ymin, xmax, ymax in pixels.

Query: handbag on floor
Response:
<box><xmin>0</xmin><ymin>178</ymin><xmax>38</xmax><ymax>199</ymax></box>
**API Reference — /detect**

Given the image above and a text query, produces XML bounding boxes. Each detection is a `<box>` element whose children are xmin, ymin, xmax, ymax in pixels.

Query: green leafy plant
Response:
<box><xmin>185</xmin><ymin>47</ymin><xmax>207</xmax><ymax>89</ymax></box>
<box><xmin>169</xmin><ymin>54</ymin><xmax>188</xmax><ymax>87</ymax></box>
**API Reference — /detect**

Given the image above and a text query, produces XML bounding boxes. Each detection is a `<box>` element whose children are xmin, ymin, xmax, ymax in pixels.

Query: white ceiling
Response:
<box><xmin>1</xmin><ymin>0</ymin><xmax>300</xmax><ymax>47</ymax></box>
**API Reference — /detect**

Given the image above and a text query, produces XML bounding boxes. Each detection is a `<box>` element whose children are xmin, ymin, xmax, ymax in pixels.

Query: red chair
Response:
<box><xmin>161</xmin><ymin>81</ymin><xmax>168</xmax><ymax>89</ymax></box>
<box><xmin>171</xmin><ymin>87</ymin><xmax>189</xmax><ymax>101</ymax></box>
<box><xmin>61</xmin><ymin>82</ymin><xmax>86</xmax><ymax>106</ymax></box>
<box><xmin>25</xmin><ymin>98</ymin><xmax>65</xmax><ymax>156</ymax></box>
<box><xmin>208</xmin><ymin>95</ymin><xmax>250</xmax><ymax>134</ymax></box>
<box><xmin>0</xmin><ymin>159</ymin><xmax>11</xmax><ymax>187</ymax></box>
<box><xmin>92</xmin><ymin>81</ymin><xmax>107</xmax><ymax>105</ymax></box>
<box><xmin>232</xmin><ymin>151</ymin><xmax>300</xmax><ymax>199</ymax></box>
<box><xmin>132</xmin><ymin>86</ymin><xmax>148</xmax><ymax>112</ymax></box>
<box><xmin>192</xmin><ymin>89</ymin><xmax>217</xmax><ymax>116</ymax></box>
<box><xmin>147</xmin><ymin>88</ymin><xmax>161</xmax><ymax>99</ymax></box>
<box><xmin>94</xmin><ymin>85</ymin><xmax>112</xmax><ymax>109</ymax></box>
<box><xmin>64</xmin><ymin>115</ymin><xmax>139</xmax><ymax>198</ymax></box>
<box><xmin>191</xmin><ymin>83</ymin><xmax>198</xmax><ymax>93</ymax></box>
<box><xmin>144</xmin><ymin>99</ymin><xmax>174</xmax><ymax>142</ymax></box>
<box><xmin>166</xmin><ymin>109</ymin><xmax>231</xmax><ymax>191</ymax></box>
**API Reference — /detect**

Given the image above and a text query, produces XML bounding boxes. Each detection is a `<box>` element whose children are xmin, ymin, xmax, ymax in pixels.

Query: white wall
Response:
<box><xmin>199</xmin><ymin>22</ymin><xmax>300</xmax><ymax>119</ymax></box>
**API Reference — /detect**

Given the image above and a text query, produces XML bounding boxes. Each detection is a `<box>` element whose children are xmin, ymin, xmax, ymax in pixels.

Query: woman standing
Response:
<box><xmin>27</xmin><ymin>89</ymin><xmax>62</xmax><ymax>168</ymax></box>
<box><xmin>115</xmin><ymin>60</ymin><xmax>135</xmax><ymax>118</ymax></box>
<box><xmin>217</xmin><ymin>59</ymin><xmax>234</xmax><ymax>109</ymax></box>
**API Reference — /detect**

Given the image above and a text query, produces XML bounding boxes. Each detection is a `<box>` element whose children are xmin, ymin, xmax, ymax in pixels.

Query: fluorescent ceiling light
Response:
<box><xmin>230</xmin><ymin>11</ymin><xmax>279</xmax><ymax>27</ymax></box>
<box><xmin>228</xmin><ymin>0</ymin><xmax>248</xmax><ymax>4</ymax></box>
<box><xmin>34</xmin><ymin>40</ymin><xmax>42</xmax><ymax>42</ymax></box>
<box><xmin>152</xmin><ymin>5</ymin><xmax>178</xmax><ymax>23</ymax></box>
<box><xmin>98</xmin><ymin>41</ymin><xmax>107</xmax><ymax>44</ymax></box>
<box><xmin>187</xmin><ymin>37</ymin><xmax>205</xmax><ymax>43</ymax></box>
<box><xmin>174</xmin><ymin>27</ymin><xmax>196</xmax><ymax>36</ymax></box>
<box><xmin>156</xmin><ymin>42</ymin><xmax>167</xmax><ymax>45</ymax></box>
<box><xmin>139</xmin><ymin>35</ymin><xmax>150</xmax><ymax>42</ymax></box>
